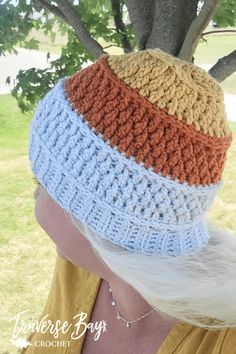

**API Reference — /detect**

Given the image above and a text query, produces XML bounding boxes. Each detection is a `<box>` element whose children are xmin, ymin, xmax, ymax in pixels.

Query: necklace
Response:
<box><xmin>108</xmin><ymin>286</ymin><xmax>156</xmax><ymax>328</ymax></box>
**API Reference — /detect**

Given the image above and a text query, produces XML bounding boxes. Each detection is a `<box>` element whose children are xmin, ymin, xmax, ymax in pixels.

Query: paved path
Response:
<box><xmin>0</xmin><ymin>48</ymin><xmax>235</xmax><ymax>122</ymax></box>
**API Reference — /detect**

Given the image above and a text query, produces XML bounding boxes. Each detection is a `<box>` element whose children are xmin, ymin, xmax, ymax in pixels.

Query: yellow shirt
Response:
<box><xmin>21</xmin><ymin>255</ymin><xmax>236</xmax><ymax>354</ymax></box>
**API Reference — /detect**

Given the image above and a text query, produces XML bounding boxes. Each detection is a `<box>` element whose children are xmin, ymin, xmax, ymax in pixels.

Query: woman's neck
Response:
<box><xmin>105</xmin><ymin>277</ymin><xmax>178</xmax><ymax>336</ymax></box>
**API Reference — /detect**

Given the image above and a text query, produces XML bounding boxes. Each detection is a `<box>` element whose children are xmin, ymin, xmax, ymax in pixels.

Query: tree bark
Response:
<box><xmin>56</xmin><ymin>0</ymin><xmax>105</xmax><ymax>58</ymax></box>
<box><xmin>110</xmin><ymin>0</ymin><xmax>133</xmax><ymax>53</ymax></box>
<box><xmin>202</xmin><ymin>30</ymin><xmax>236</xmax><ymax>36</ymax></box>
<box><xmin>178</xmin><ymin>0</ymin><xmax>221</xmax><ymax>62</ymax></box>
<box><xmin>34</xmin><ymin>0</ymin><xmax>236</xmax><ymax>82</ymax></box>
<box><xmin>124</xmin><ymin>0</ymin><xmax>155</xmax><ymax>50</ymax></box>
<box><xmin>209</xmin><ymin>50</ymin><xmax>236</xmax><ymax>82</ymax></box>
<box><xmin>146</xmin><ymin>0</ymin><xmax>199</xmax><ymax>56</ymax></box>
<box><xmin>34</xmin><ymin>0</ymin><xmax>68</xmax><ymax>23</ymax></box>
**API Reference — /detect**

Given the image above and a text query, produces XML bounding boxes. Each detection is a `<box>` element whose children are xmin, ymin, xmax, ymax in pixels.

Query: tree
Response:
<box><xmin>0</xmin><ymin>0</ymin><xmax>235</xmax><ymax>113</ymax></box>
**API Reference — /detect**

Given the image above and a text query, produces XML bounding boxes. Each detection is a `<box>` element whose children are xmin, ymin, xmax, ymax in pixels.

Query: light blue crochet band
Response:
<box><xmin>29</xmin><ymin>78</ymin><xmax>222</xmax><ymax>256</ymax></box>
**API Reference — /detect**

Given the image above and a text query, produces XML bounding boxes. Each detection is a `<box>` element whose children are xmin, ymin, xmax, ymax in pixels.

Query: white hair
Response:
<box><xmin>69</xmin><ymin>214</ymin><xmax>236</xmax><ymax>330</ymax></box>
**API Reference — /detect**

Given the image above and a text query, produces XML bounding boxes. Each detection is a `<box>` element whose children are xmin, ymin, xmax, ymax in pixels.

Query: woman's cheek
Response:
<box><xmin>34</xmin><ymin>188</ymin><xmax>112</xmax><ymax>279</ymax></box>
<box><xmin>34</xmin><ymin>188</ymin><xmax>58</xmax><ymax>240</ymax></box>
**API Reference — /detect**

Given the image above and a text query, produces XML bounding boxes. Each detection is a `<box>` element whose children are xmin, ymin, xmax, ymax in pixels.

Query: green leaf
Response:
<box><xmin>0</xmin><ymin>0</ymin><xmax>134</xmax><ymax>112</ymax></box>
<box><xmin>20</xmin><ymin>38</ymin><xmax>40</xmax><ymax>50</ymax></box>
<box><xmin>214</xmin><ymin>0</ymin><xmax>236</xmax><ymax>27</ymax></box>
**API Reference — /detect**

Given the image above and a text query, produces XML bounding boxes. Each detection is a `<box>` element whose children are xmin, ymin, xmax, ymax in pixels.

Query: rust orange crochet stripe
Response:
<box><xmin>64</xmin><ymin>56</ymin><xmax>232</xmax><ymax>186</ymax></box>
<box><xmin>107</xmin><ymin>50</ymin><xmax>231</xmax><ymax>138</ymax></box>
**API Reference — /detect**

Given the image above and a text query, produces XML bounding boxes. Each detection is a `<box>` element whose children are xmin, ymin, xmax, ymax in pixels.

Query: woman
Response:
<box><xmin>21</xmin><ymin>48</ymin><xmax>236</xmax><ymax>353</ymax></box>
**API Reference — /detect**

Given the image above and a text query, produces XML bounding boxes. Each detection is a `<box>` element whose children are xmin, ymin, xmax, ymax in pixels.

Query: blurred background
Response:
<box><xmin>0</xmin><ymin>1</ymin><xmax>235</xmax><ymax>352</ymax></box>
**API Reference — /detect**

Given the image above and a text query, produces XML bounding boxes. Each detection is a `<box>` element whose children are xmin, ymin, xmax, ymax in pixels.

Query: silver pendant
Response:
<box><xmin>126</xmin><ymin>322</ymin><xmax>130</xmax><ymax>327</ymax></box>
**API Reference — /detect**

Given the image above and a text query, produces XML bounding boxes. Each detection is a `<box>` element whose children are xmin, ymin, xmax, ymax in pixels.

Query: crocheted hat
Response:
<box><xmin>29</xmin><ymin>48</ymin><xmax>233</xmax><ymax>256</ymax></box>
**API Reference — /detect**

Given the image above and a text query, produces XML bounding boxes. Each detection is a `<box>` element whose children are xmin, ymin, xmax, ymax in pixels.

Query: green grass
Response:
<box><xmin>194</xmin><ymin>34</ymin><xmax>236</xmax><ymax>95</ymax></box>
<box><xmin>24</xmin><ymin>28</ymin><xmax>236</xmax><ymax>95</ymax></box>
<box><xmin>0</xmin><ymin>92</ymin><xmax>236</xmax><ymax>353</ymax></box>
<box><xmin>27</xmin><ymin>24</ymin><xmax>236</xmax><ymax>62</ymax></box>
<box><xmin>194</xmin><ymin>34</ymin><xmax>236</xmax><ymax>65</ymax></box>
<box><xmin>0</xmin><ymin>94</ymin><xmax>56</xmax><ymax>354</ymax></box>
<box><xmin>207</xmin><ymin>123</ymin><xmax>236</xmax><ymax>230</ymax></box>
<box><xmin>1</xmin><ymin>27</ymin><xmax>236</xmax><ymax>352</ymax></box>
<box><xmin>24</xmin><ymin>25</ymin><xmax>67</xmax><ymax>55</ymax></box>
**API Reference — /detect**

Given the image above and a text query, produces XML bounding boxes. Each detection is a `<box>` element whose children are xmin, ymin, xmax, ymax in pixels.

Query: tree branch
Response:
<box><xmin>34</xmin><ymin>0</ymin><xmax>68</xmax><ymax>23</ymax></box>
<box><xmin>56</xmin><ymin>0</ymin><xmax>105</xmax><ymax>58</ymax></box>
<box><xmin>208</xmin><ymin>50</ymin><xmax>236</xmax><ymax>82</ymax></box>
<box><xmin>110</xmin><ymin>0</ymin><xmax>133</xmax><ymax>53</ymax></box>
<box><xmin>202</xmin><ymin>30</ymin><xmax>236</xmax><ymax>36</ymax></box>
<box><xmin>178</xmin><ymin>0</ymin><xmax>221</xmax><ymax>62</ymax></box>
<box><xmin>124</xmin><ymin>0</ymin><xmax>155</xmax><ymax>50</ymax></box>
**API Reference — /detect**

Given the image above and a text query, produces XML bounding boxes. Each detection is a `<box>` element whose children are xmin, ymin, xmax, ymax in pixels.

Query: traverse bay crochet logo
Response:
<box><xmin>9</xmin><ymin>309</ymin><xmax>108</xmax><ymax>349</ymax></box>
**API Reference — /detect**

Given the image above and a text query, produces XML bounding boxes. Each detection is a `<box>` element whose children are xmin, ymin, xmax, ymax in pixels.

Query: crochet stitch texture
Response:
<box><xmin>29</xmin><ymin>48</ymin><xmax>233</xmax><ymax>256</ymax></box>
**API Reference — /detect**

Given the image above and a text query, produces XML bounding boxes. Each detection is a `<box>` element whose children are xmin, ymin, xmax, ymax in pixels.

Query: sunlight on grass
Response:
<box><xmin>24</xmin><ymin>25</ymin><xmax>67</xmax><ymax>55</ymax></box>
<box><xmin>23</xmin><ymin>25</ymin><xmax>236</xmax><ymax>95</ymax></box>
<box><xmin>208</xmin><ymin>122</ymin><xmax>236</xmax><ymax>230</ymax></box>
<box><xmin>0</xmin><ymin>77</ymin><xmax>236</xmax><ymax>353</ymax></box>
<box><xmin>194</xmin><ymin>34</ymin><xmax>236</xmax><ymax>95</ymax></box>
<box><xmin>194</xmin><ymin>35</ymin><xmax>236</xmax><ymax>65</ymax></box>
<box><xmin>0</xmin><ymin>154</ymin><xmax>56</xmax><ymax>353</ymax></box>
<box><xmin>0</xmin><ymin>94</ymin><xmax>56</xmax><ymax>354</ymax></box>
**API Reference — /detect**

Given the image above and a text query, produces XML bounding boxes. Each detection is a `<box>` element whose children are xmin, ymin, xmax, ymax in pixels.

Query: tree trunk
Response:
<box><xmin>147</xmin><ymin>0</ymin><xmax>199</xmax><ymax>56</ymax></box>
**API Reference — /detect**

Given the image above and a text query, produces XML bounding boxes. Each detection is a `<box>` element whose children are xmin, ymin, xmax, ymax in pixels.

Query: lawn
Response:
<box><xmin>26</xmin><ymin>28</ymin><xmax>236</xmax><ymax>95</ymax></box>
<box><xmin>24</xmin><ymin>23</ymin><xmax>236</xmax><ymax>95</ymax></box>
<box><xmin>0</xmin><ymin>91</ymin><xmax>236</xmax><ymax>353</ymax></box>
<box><xmin>1</xmin><ymin>27</ymin><xmax>236</xmax><ymax>353</ymax></box>
<box><xmin>0</xmin><ymin>94</ymin><xmax>56</xmax><ymax>354</ymax></box>
<box><xmin>194</xmin><ymin>34</ymin><xmax>236</xmax><ymax>95</ymax></box>
<box><xmin>25</xmin><ymin>25</ymin><xmax>67</xmax><ymax>55</ymax></box>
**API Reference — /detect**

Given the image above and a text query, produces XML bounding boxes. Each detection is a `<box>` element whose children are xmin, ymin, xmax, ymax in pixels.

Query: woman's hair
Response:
<box><xmin>69</xmin><ymin>214</ymin><xmax>236</xmax><ymax>330</ymax></box>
